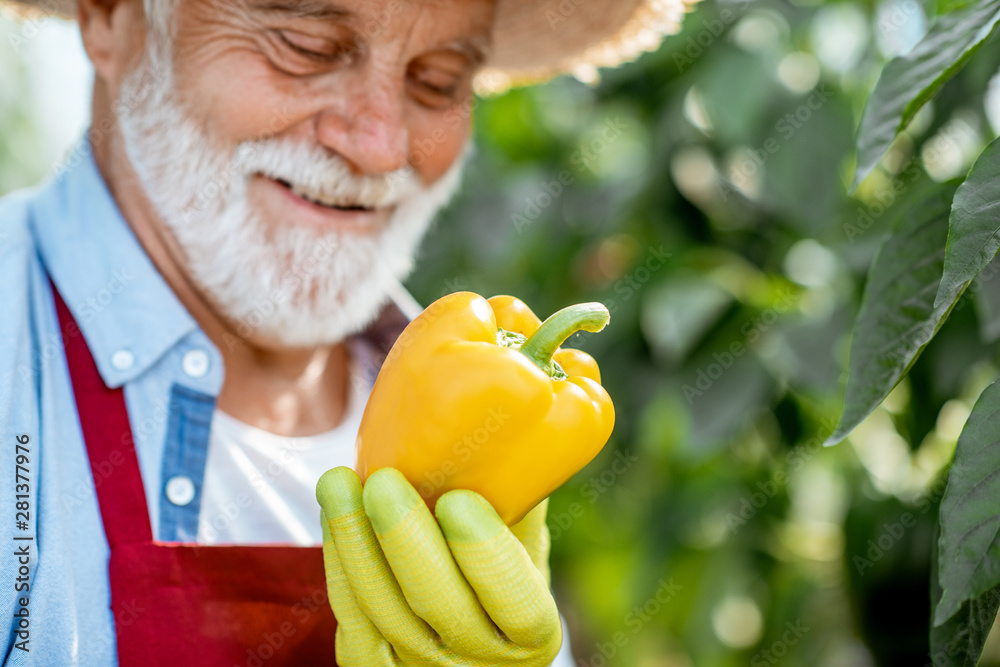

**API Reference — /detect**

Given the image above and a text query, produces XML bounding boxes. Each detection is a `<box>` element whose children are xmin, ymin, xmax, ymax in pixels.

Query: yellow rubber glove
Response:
<box><xmin>316</xmin><ymin>466</ymin><xmax>562</xmax><ymax>666</ymax></box>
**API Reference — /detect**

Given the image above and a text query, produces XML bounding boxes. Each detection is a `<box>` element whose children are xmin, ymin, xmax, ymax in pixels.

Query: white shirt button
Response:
<box><xmin>182</xmin><ymin>349</ymin><xmax>210</xmax><ymax>378</ymax></box>
<box><xmin>165</xmin><ymin>475</ymin><xmax>196</xmax><ymax>506</ymax></box>
<box><xmin>110</xmin><ymin>349</ymin><xmax>134</xmax><ymax>371</ymax></box>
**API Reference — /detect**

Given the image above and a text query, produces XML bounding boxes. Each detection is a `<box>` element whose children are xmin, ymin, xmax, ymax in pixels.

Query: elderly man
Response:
<box><xmin>0</xmin><ymin>0</ymin><xmax>690</xmax><ymax>664</ymax></box>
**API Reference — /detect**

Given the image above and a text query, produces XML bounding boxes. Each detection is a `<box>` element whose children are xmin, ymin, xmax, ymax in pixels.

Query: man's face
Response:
<box><xmin>171</xmin><ymin>0</ymin><xmax>493</xmax><ymax>230</ymax></box>
<box><xmin>115</xmin><ymin>0</ymin><xmax>495</xmax><ymax>348</ymax></box>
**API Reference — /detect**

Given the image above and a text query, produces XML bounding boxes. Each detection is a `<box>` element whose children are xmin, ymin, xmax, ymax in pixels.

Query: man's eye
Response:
<box><xmin>277</xmin><ymin>30</ymin><xmax>357</xmax><ymax>65</ymax></box>
<box><xmin>420</xmin><ymin>78</ymin><xmax>457</xmax><ymax>97</ymax></box>
<box><xmin>408</xmin><ymin>69</ymin><xmax>463</xmax><ymax>107</ymax></box>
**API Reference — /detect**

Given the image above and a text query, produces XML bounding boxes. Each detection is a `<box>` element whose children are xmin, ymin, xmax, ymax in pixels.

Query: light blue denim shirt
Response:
<box><xmin>0</xmin><ymin>139</ymin><xmax>578</xmax><ymax>667</ymax></box>
<box><xmin>0</xmin><ymin>138</ymin><xmax>410</xmax><ymax>665</ymax></box>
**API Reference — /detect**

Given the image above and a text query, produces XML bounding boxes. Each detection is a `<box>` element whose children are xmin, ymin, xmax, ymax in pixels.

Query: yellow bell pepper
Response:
<box><xmin>355</xmin><ymin>291</ymin><xmax>615</xmax><ymax>526</ymax></box>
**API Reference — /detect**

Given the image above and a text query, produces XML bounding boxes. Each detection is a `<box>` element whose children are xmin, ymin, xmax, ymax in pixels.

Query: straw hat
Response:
<box><xmin>478</xmin><ymin>0</ymin><xmax>699</xmax><ymax>91</ymax></box>
<box><xmin>4</xmin><ymin>0</ymin><xmax>698</xmax><ymax>91</ymax></box>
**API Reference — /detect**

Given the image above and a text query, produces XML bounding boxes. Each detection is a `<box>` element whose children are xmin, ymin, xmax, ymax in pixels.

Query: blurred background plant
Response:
<box><xmin>6</xmin><ymin>0</ymin><xmax>1000</xmax><ymax>663</ymax></box>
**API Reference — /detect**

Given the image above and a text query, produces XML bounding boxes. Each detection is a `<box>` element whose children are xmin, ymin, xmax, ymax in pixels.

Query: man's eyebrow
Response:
<box><xmin>443</xmin><ymin>35</ymin><xmax>493</xmax><ymax>66</ymax></box>
<box><xmin>249</xmin><ymin>0</ymin><xmax>352</xmax><ymax>21</ymax></box>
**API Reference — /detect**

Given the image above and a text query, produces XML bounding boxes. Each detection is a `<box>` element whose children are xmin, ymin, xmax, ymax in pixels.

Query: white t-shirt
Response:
<box><xmin>196</xmin><ymin>350</ymin><xmax>369</xmax><ymax>546</ymax></box>
<box><xmin>193</xmin><ymin>341</ymin><xmax>577</xmax><ymax>666</ymax></box>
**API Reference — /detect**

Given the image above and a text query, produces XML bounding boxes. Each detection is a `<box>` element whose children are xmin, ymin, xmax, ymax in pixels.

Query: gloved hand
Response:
<box><xmin>316</xmin><ymin>466</ymin><xmax>562</xmax><ymax>666</ymax></box>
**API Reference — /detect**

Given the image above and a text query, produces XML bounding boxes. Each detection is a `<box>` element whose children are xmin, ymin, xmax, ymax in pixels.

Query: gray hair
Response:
<box><xmin>143</xmin><ymin>0</ymin><xmax>175</xmax><ymax>42</ymax></box>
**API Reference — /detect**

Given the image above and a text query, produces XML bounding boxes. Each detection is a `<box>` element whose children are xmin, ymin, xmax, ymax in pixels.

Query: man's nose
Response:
<box><xmin>315</xmin><ymin>74</ymin><xmax>410</xmax><ymax>176</ymax></box>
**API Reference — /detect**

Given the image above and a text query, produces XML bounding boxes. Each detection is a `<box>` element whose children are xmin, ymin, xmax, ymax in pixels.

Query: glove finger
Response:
<box><xmin>509</xmin><ymin>498</ymin><xmax>551</xmax><ymax>586</ymax></box>
<box><xmin>321</xmin><ymin>511</ymin><xmax>399</xmax><ymax>666</ymax></box>
<box><xmin>436</xmin><ymin>490</ymin><xmax>562</xmax><ymax>652</ymax></box>
<box><xmin>316</xmin><ymin>467</ymin><xmax>435</xmax><ymax>653</ymax></box>
<box><xmin>362</xmin><ymin>468</ymin><xmax>507</xmax><ymax>656</ymax></box>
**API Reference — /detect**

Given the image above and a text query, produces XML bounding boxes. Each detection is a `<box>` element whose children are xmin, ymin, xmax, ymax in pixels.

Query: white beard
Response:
<box><xmin>116</xmin><ymin>39</ymin><xmax>465</xmax><ymax>349</ymax></box>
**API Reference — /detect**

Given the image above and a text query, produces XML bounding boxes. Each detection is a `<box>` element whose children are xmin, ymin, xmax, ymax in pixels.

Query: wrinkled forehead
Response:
<box><xmin>177</xmin><ymin>0</ymin><xmax>496</xmax><ymax>62</ymax></box>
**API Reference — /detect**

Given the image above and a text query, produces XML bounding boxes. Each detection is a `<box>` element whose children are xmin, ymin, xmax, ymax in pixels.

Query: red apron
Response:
<box><xmin>51</xmin><ymin>281</ymin><xmax>338</xmax><ymax>666</ymax></box>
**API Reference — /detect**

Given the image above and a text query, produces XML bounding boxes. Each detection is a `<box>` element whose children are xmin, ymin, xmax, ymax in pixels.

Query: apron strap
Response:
<box><xmin>52</xmin><ymin>277</ymin><xmax>154</xmax><ymax>545</ymax></box>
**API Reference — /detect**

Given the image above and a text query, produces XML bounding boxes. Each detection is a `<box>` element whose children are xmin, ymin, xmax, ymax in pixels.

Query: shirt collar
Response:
<box><xmin>30</xmin><ymin>137</ymin><xmax>418</xmax><ymax>390</ymax></box>
<box><xmin>31</xmin><ymin>139</ymin><xmax>199</xmax><ymax>389</ymax></box>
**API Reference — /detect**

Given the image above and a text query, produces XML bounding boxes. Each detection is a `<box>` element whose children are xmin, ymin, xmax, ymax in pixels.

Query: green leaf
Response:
<box><xmin>852</xmin><ymin>0</ymin><xmax>1000</xmax><ymax>190</ymax></box>
<box><xmin>934</xmin><ymin>376</ymin><xmax>1000</xmax><ymax>628</ymax></box>
<box><xmin>930</xmin><ymin>549</ymin><xmax>1000</xmax><ymax>666</ymax></box>
<box><xmin>826</xmin><ymin>183</ymin><xmax>964</xmax><ymax>446</ymax></box>
<box><xmin>935</xmin><ymin>137</ymin><xmax>1000</xmax><ymax>308</ymax></box>
<box><xmin>972</xmin><ymin>254</ymin><xmax>1000</xmax><ymax>343</ymax></box>
<box><xmin>930</xmin><ymin>519</ymin><xmax>1000</xmax><ymax>667</ymax></box>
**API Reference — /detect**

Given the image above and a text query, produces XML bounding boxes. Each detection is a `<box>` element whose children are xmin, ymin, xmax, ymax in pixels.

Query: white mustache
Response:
<box><xmin>233</xmin><ymin>140</ymin><xmax>422</xmax><ymax>210</ymax></box>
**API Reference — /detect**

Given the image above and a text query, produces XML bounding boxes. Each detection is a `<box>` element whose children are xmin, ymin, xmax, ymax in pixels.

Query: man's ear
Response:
<box><xmin>78</xmin><ymin>0</ymin><xmax>143</xmax><ymax>85</ymax></box>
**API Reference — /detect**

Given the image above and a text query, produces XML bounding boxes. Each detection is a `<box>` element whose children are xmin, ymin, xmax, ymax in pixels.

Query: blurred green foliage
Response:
<box><xmin>406</xmin><ymin>0</ymin><xmax>1000</xmax><ymax>664</ymax></box>
<box><xmin>6</xmin><ymin>0</ymin><xmax>1000</xmax><ymax>663</ymax></box>
<box><xmin>0</xmin><ymin>24</ymin><xmax>45</xmax><ymax>194</ymax></box>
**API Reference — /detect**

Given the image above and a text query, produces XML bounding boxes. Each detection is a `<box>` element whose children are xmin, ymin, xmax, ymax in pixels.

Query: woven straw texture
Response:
<box><xmin>2</xmin><ymin>0</ymin><xmax>698</xmax><ymax>91</ymax></box>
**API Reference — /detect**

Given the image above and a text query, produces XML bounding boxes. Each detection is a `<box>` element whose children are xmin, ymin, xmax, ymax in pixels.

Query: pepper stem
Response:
<box><xmin>519</xmin><ymin>302</ymin><xmax>610</xmax><ymax>377</ymax></box>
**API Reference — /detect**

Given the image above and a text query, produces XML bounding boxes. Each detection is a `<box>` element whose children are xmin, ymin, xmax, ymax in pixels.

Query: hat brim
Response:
<box><xmin>3</xmin><ymin>0</ymin><xmax>696</xmax><ymax>91</ymax></box>
<box><xmin>481</xmin><ymin>0</ymin><xmax>695</xmax><ymax>90</ymax></box>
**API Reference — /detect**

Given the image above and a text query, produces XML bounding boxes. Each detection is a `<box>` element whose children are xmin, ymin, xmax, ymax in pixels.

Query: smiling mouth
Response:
<box><xmin>275</xmin><ymin>178</ymin><xmax>373</xmax><ymax>212</ymax></box>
